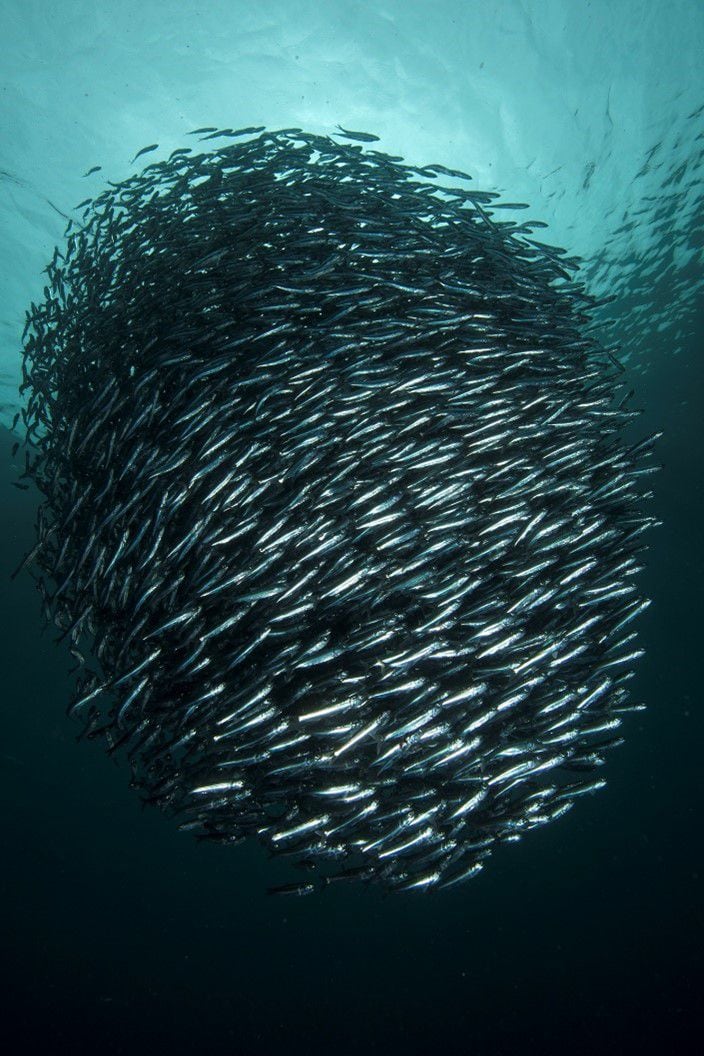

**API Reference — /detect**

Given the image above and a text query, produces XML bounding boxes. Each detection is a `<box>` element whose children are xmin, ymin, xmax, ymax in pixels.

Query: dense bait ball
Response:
<box><xmin>18</xmin><ymin>127</ymin><xmax>659</xmax><ymax>893</ymax></box>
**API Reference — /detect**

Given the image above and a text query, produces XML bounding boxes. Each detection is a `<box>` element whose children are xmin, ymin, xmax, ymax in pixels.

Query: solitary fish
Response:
<box><xmin>334</xmin><ymin>125</ymin><xmax>381</xmax><ymax>143</ymax></box>
<box><xmin>130</xmin><ymin>143</ymin><xmax>159</xmax><ymax>163</ymax></box>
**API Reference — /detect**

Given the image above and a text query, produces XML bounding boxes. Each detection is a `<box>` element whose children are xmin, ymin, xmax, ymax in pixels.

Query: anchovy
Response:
<box><xmin>335</xmin><ymin>125</ymin><xmax>381</xmax><ymax>143</ymax></box>
<box><xmin>130</xmin><ymin>143</ymin><xmax>159</xmax><ymax>163</ymax></box>
<box><xmin>17</xmin><ymin>123</ymin><xmax>659</xmax><ymax>896</ymax></box>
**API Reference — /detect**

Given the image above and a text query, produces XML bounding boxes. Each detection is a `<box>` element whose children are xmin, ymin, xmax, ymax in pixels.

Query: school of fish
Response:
<box><xmin>16</xmin><ymin>126</ymin><xmax>660</xmax><ymax>894</ymax></box>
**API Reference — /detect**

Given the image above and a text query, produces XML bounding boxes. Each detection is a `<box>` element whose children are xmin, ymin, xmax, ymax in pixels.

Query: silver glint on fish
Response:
<box><xmin>15</xmin><ymin>126</ymin><xmax>659</xmax><ymax>894</ymax></box>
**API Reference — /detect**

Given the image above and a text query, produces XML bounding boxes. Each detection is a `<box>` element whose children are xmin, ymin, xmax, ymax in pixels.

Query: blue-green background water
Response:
<box><xmin>1</xmin><ymin>2</ymin><xmax>702</xmax><ymax>1053</ymax></box>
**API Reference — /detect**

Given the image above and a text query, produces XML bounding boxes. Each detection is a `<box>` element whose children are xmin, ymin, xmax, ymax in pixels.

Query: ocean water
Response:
<box><xmin>1</xmin><ymin>2</ymin><xmax>702</xmax><ymax>1054</ymax></box>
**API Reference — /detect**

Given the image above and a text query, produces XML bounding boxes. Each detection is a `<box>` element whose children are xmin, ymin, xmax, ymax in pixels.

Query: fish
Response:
<box><xmin>199</xmin><ymin>129</ymin><xmax>237</xmax><ymax>140</ymax></box>
<box><xmin>423</xmin><ymin>163</ymin><xmax>474</xmax><ymax>181</ymax></box>
<box><xmin>16</xmin><ymin>124</ymin><xmax>659</xmax><ymax>895</ymax></box>
<box><xmin>267</xmin><ymin>881</ymin><xmax>318</xmax><ymax>897</ymax></box>
<box><xmin>82</xmin><ymin>165</ymin><xmax>102</xmax><ymax>177</ymax></box>
<box><xmin>45</xmin><ymin>199</ymin><xmax>70</xmax><ymax>220</ymax></box>
<box><xmin>130</xmin><ymin>143</ymin><xmax>159</xmax><ymax>163</ymax></box>
<box><xmin>334</xmin><ymin>125</ymin><xmax>381</xmax><ymax>143</ymax></box>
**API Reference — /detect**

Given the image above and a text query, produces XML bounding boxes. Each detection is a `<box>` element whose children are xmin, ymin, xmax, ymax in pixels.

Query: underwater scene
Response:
<box><xmin>1</xmin><ymin>2</ymin><xmax>702</xmax><ymax>1054</ymax></box>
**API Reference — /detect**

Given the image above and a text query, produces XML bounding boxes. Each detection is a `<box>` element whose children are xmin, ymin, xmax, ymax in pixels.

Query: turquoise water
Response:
<box><xmin>1</xmin><ymin>2</ymin><xmax>702</xmax><ymax>1053</ymax></box>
